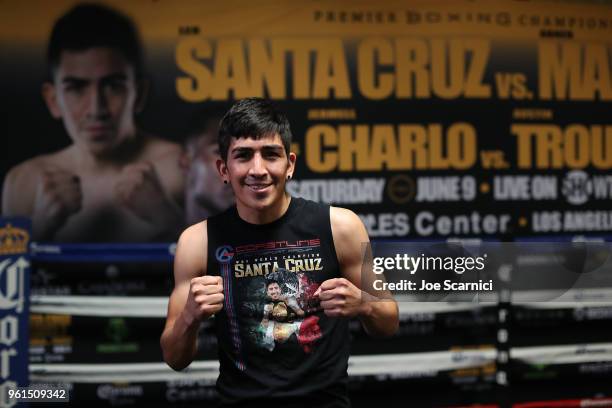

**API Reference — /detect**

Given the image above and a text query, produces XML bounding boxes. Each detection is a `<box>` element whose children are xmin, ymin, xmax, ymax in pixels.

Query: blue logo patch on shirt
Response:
<box><xmin>215</xmin><ymin>245</ymin><xmax>234</xmax><ymax>263</ymax></box>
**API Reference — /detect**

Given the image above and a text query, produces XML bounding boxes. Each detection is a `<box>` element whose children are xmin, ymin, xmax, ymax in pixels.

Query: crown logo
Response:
<box><xmin>0</xmin><ymin>223</ymin><xmax>30</xmax><ymax>255</ymax></box>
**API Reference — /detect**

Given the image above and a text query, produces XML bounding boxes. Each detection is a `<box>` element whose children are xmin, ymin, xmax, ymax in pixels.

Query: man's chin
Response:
<box><xmin>80</xmin><ymin>140</ymin><xmax>118</xmax><ymax>156</ymax></box>
<box><xmin>245</xmin><ymin>195</ymin><xmax>276</xmax><ymax>212</ymax></box>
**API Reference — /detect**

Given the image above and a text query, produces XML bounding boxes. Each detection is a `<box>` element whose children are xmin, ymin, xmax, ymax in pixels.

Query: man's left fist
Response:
<box><xmin>114</xmin><ymin>162</ymin><xmax>169</xmax><ymax>222</ymax></box>
<box><xmin>314</xmin><ymin>278</ymin><xmax>369</xmax><ymax>318</ymax></box>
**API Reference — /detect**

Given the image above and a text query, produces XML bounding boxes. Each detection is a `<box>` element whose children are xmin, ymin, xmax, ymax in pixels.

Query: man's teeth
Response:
<box><xmin>249</xmin><ymin>184</ymin><xmax>269</xmax><ymax>190</ymax></box>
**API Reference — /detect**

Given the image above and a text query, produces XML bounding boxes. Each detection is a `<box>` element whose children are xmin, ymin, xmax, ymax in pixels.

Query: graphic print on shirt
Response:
<box><xmin>217</xmin><ymin>238</ymin><xmax>325</xmax><ymax>356</ymax></box>
<box><xmin>215</xmin><ymin>244</ymin><xmax>246</xmax><ymax>371</ymax></box>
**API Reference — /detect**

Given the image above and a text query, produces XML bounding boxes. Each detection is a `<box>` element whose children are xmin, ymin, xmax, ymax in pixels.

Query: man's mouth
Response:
<box><xmin>85</xmin><ymin>124</ymin><xmax>115</xmax><ymax>138</ymax></box>
<box><xmin>245</xmin><ymin>183</ymin><xmax>272</xmax><ymax>192</ymax></box>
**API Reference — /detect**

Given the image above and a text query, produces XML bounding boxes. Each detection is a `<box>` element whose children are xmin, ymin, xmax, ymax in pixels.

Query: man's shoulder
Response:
<box><xmin>2</xmin><ymin>149</ymin><xmax>72</xmax><ymax>214</ymax></box>
<box><xmin>175</xmin><ymin>220</ymin><xmax>208</xmax><ymax>276</ymax></box>
<box><xmin>177</xmin><ymin>221</ymin><xmax>208</xmax><ymax>256</ymax></box>
<box><xmin>329</xmin><ymin>206</ymin><xmax>362</xmax><ymax>234</ymax></box>
<box><xmin>329</xmin><ymin>206</ymin><xmax>369</xmax><ymax>260</ymax></box>
<box><xmin>181</xmin><ymin>220</ymin><xmax>207</xmax><ymax>241</ymax></box>
<box><xmin>5</xmin><ymin>149</ymin><xmax>71</xmax><ymax>184</ymax></box>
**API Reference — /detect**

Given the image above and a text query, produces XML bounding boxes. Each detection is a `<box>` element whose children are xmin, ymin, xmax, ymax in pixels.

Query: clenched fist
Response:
<box><xmin>32</xmin><ymin>167</ymin><xmax>82</xmax><ymax>239</ymax></box>
<box><xmin>314</xmin><ymin>278</ymin><xmax>371</xmax><ymax>318</ymax></box>
<box><xmin>183</xmin><ymin>275</ymin><xmax>224</xmax><ymax>324</ymax></box>
<box><xmin>114</xmin><ymin>162</ymin><xmax>169</xmax><ymax>222</ymax></box>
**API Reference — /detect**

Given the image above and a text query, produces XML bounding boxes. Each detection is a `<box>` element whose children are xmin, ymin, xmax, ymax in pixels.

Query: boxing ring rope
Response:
<box><xmin>28</xmin><ymin>243</ymin><xmax>612</xmax><ymax>393</ymax></box>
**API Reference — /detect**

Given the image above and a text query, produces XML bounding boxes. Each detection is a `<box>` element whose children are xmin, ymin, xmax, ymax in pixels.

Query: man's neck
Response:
<box><xmin>236</xmin><ymin>193</ymin><xmax>292</xmax><ymax>225</ymax></box>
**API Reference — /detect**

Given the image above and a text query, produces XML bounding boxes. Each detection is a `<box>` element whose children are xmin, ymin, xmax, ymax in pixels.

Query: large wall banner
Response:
<box><xmin>1</xmin><ymin>0</ymin><xmax>611</xmax><ymax>241</ymax></box>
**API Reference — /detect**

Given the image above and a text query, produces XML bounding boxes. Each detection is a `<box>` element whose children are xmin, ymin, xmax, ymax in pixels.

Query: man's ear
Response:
<box><xmin>42</xmin><ymin>82</ymin><xmax>62</xmax><ymax>119</ymax></box>
<box><xmin>216</xmin><ymin>158</ymin><xmax>228</xmax><ymax>179</ymax></box>
<box><xmin>134</xmin><ymin>78</ymin><xmax>150</xmax><ymax>114</ymax></box>
<box><xmin>287</xmin><ymin>151</ymin><xmax>297</xmax><ymax>178</ymax></box>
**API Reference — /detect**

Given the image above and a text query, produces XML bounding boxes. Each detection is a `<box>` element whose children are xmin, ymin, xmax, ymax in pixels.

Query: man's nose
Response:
<box><xmin>248</xmin><ymin>153</ymin><xmax>267</xmax><ymax>177</ymax></box>
<box><xmin>87</xmin><ymin>85</ymin><xmax>110</xmax><ymax>118</ymax></box>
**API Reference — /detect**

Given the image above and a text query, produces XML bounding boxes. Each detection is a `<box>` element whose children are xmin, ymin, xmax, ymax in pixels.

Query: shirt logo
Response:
<box><xmin>215</xmin><ymin>245</ymin><xmax>234</xmax><ymax>263</ymax></box>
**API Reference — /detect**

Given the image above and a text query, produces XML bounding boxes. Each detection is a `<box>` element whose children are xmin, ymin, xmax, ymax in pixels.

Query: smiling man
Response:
<box><xmin>161</xmin><ymin>98</ymin><xmax>398</xmax><ymax>407</ymax></box>
<box><xmin>1</xmin><ymin>4</ymin><xmax>184</xmax><ymax>241</ymax></box>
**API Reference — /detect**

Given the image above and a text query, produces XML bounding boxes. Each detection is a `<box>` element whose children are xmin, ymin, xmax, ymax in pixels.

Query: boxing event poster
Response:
<box><xmin>1</xmin><ymin>0</ymin><xmax>611</xmax><ymax>242</ymax></box>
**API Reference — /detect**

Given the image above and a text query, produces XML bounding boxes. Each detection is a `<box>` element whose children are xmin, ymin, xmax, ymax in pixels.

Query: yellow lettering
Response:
<box><xmin>248</xmin><ymin>39</ymin><xmax>285</xmax><ymax>98</ymax></box>
<box><xmin>305</xmin><ymin>125</ymin><xmax>338</xmax><ymax>172</ymax></box>
<box><xmin>312</xmin><ymin>40</ymin><xmax>351</xmax><ymax>99</ymax></box>
<box><xmin>370</xmin><ymin>125</ymin><xmax>402</xmax><ymax>170</ymax></box>
<box><xmin>583</xmin><ymin>44</ymin><xmax>612</xmax><ymax>100</ymax></box>
<box><xmin>431</xmin><ymin>39</ymin><xmax>463</xmax><ymax>99</ymax></box>
<box><xmin>175</xmin><ymin>38</ymin><xmax>212</xmax><ymax>101</ymax></box>
<box><xmin>464</xmin><ymin>39</ymin><xmax>492</xmax><ymax>97</ymax></box>
<box><xmin>304</xmin><ymin>123</ymin><xmax>477</xmax><ymax>172</ymax></box>
<box><xmin>513</xmin><ymin>124</ymin><xmax>612</xmax><ymax>169</ymax></box>
<box><xmin>339</xmin><ymin>125</ymin><xmax>371</xmax><ymax>171</ymax></box>
<box><xmin>398</xmin><ymin>125</ymin><xmax>428</xmax><ymax>169</ymax></box>
<box><xmin>234</xmin><ymin>263</ymin><xmax>244</xmax><ymax>278</ymax></box>
<box><xmin>396</xmin><ymin>38</ymin><xmax>430</xmax><ymax>98</ymax></box>
<box><xmin>212</xmin><ymin>39</ymin><xmax>251</xmax><ymax>99</ymax></box>
<box><xmin>358</xmin><ymin>38</ymin><xmax>394</xmax><ymax>99</ymax></box>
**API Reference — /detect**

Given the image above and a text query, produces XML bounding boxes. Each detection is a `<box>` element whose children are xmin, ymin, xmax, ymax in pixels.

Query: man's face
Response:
<box><xmin>44</xmin><ymin>47</ymin><xmax>140</xmax><ymax>155</ymax></box>
<box><xmin>186</xmin><ymin>133</ymin><xmax>234</xmax><ymax>211</ymax></box>
<box><xmin>267</xmin><ymin>282</ymin><xmax>281</xmax><ymax>300</ymax></box>
<box><xmin>220</xmin><ymin>133</ymin><xmax>295</xmax><ymax>212</ymax></box>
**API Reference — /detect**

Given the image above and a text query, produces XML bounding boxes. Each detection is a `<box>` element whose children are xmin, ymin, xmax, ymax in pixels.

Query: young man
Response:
<box><xmin>161</xmin><ymin>98</ymin><xmax>398</xmax><ymax>407</ymax></box>
<box><xmin>1</xmin><ymin>4</ymin><xmax>184</xmax><ymax>242</ymax></box>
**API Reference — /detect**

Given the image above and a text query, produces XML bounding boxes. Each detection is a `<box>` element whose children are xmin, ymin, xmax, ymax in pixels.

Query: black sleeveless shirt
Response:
<box><xmin>206</xmin><ymin>197</ymin><xmax>350</xmax><ymax>406</ymax></box>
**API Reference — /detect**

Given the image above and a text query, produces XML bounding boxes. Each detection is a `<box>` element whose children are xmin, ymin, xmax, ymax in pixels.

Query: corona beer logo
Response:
<box><xmin>215</xmin><ymin>245</ymin><xmax>234</xmax><ymax>263</ymax></box>
<box><xmin>0</xmin><ymin>257</ymin><xmax>28</xmax><ymax>313</ymax></box>
<box><xmin>0</xmin><ymin>224</ymin><xmax>29</xmax><ymax>255</ymax></box>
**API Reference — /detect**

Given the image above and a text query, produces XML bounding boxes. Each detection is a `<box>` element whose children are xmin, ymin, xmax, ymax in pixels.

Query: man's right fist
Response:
<box><xmin>32</xmin><ymin>168</ymin><xmax>82</xmax><ymax>238</ymax></box>
<box><xmin>184</xmin><ymin>275</ymin><xmax>224</xmax><ymax>323</ymax></box>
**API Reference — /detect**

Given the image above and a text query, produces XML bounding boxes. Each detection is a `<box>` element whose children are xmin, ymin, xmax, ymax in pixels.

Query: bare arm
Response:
<box><xmin>160</xmin><ymin>221</ymin><xmax>224</xmax><ymax>370</ymax></box>
<box><xmin>325</xmin><ymin>207</ymin><xmax>399</xmax><ymax>337</ymax></box>
<box><xmin>2</xmin><ymin>159</ymin><xmax>43</xmax><ymax>217</ymax></box>
<box><xmin>2</xmin><ymin>160</ymin><xmax>82</xmax><ymax>241</ymax></box>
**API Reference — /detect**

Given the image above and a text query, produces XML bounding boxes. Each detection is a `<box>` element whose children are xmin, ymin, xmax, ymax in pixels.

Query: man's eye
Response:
<box><xmin>107</xmin><ymin>82</ymin><xmax>127</xmax><ymax>92</ymax></box>
<box><xmin>64</xmin><ymin>84</ymin><xmax>84</xmax><ymax>93</ymax></box>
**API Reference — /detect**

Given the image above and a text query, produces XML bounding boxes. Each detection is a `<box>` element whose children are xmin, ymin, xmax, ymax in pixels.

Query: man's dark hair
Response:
<box><xmin>218</xmin><ymin>98</ymin><xmax>292</xmax><ymax>162</ymax></box>
<box><xmin>47</xmin><ymin>3</ymin><xmax>144</xmax><ymax>79</ymax></box>
<box><xmin>266</xmin><ymin>280</ymin><xmax>280</xmax><ymax>288</ymax></box>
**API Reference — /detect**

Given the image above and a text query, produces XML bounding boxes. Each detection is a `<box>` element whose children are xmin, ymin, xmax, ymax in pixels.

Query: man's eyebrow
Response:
<box><xmin>231</xmin><ymin>145</ymin><xmax>283</xmax><ymax>154</ymax></box>
<box><xmin>61</xmin><ymin>76</ymin><xmax>89</xmax><ymax>84</ymax></box>
<box><xmin>61</xmin><ymin>73</ymin><xmax>128</xmax><ymax>84</ymax></box>
<box><xmin>231</xmin><ymin>147</ymin><xmax>253</xmax><ymax>155</ymax></box>
<box><xmin>261</xmin><ymin>145</ymin><xmax>284</xmax><ymax>152</ymax></box>
<box><xmin>101</xmin><ymin>73</ymin><xmax>128</xmax><ymax>82</ymax></box>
